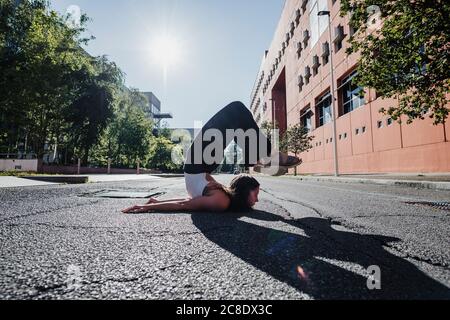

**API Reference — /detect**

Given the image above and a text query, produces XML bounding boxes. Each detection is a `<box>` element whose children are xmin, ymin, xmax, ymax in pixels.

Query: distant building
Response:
<box><xmin>141</xmin><ymin>92</ymin><xmax>173</xmax><ymax>127</ymax></box>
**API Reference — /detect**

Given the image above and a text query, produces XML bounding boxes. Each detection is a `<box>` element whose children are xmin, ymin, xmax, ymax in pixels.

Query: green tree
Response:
<box><xmin>281</xmin><ymin>124</ymin><xmax>313</xmax><ymax>176</ymax></box>
<box><xmin>111</xmin><ymin>99</ymin><xmax>154</xmax><ymax>168</ymax></box>
<box><xmin>148</xmin><ymin>136</ymin><xmax>182</xmax><ymax>172</ymax></box>
<box><xmin>0</xmin><ymin>0</ymin><xmax>95</xmax><ymax>158</ymax></box>
<box><xmin>340</xmin><ymin>0</ymin><xmax>450</xmax><ymax>125</ymax></box>
<box><xmin>65</xmin><ymin>56</ymin><xmax>123</xmax><ymax>165</ymax></box>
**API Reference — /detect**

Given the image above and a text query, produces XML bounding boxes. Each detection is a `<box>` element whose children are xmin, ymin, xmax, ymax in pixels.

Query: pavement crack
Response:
<box><xmin>260</xmin><ymin>187</ymin><xmax>324</xmax><ymax>218</ymax></box>
<box><xmin>30</xmin><ymin>283</ymin><xmax>67</xmax><ymax>297</ymax></box>
<box><xmin>354</xmin><ymin>214</ymin><xmax>449</xmax><ymax>219</ymax></box>
<box><xmin>382</xmin><ymin>242</ymin><xmax>450</xmax><ymax>269</ymax></box>
<box><xmin>261</xmin><ymin>188</ymin><xmax>450</xmax><ymax>276</ymax></box>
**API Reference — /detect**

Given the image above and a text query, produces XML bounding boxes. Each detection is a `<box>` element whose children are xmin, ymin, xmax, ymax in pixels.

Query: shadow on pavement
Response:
<box><xmin>191</xmin><ymin>210</ymin><xmax>450</xmax><ymax>299</ymax></box>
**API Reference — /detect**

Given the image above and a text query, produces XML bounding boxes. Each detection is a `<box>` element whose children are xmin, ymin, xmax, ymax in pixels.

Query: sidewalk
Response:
<box><xmin>0</xmin><ymin>176</ymin><xmax>58</xmax><ymax>188</ymax></box>
<box><xmin>0</xmin><ymin>174</ymin><xmax>176</xmax><ymax>189</ymax></box>
<box><xmin>283</xmin><ymin>173</ymin><xmax>450</xmax><ymax>191</ymax></box>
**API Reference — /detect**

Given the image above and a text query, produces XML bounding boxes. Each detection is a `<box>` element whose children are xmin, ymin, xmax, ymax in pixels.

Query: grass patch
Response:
<box><xmin>0</xmin><ymin>170</ymin><xmax>60</xmax><ymax>177</ymax></box>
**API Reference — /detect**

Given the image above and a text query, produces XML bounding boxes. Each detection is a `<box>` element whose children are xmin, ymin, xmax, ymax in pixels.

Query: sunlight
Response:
<box><xmin>151</xmin><ymin>34</ymin><xmax>182</xmax><ymax>69</ymax></box>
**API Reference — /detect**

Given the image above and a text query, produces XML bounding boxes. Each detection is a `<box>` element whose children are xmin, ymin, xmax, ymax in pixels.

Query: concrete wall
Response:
<box><xmin>250</xmin><ymin>0</ymin><xmax>450</xmax><ymax>174</ymax></box>
<box><xmin>42</xmin><ymin>165</ymin><xmax>162</xmax><ymax>175</ymax></box>
<box><xmin>0</xmin><ymin>159</ymin><xmax>38</xmax><ymax>172</ymax></box>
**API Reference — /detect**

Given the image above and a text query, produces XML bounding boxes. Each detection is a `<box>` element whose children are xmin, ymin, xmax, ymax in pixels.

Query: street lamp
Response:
<box><xmin>318</xmin><ymin>10</ymin><xmax>339</xmax><ymax>177</ymax></box>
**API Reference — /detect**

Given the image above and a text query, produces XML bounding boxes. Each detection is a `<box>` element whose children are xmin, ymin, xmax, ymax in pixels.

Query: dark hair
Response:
<box><xmin>228</xmin><ymin>174</ymin><xmax>260</xmax><ymax>212</ymax></box>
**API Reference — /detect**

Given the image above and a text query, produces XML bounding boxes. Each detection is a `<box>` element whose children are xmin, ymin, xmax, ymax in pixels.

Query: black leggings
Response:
<box><xmin>183</xmin><ymin>101</ymin><xmax>272</xmax><ymax>174</ymax></box>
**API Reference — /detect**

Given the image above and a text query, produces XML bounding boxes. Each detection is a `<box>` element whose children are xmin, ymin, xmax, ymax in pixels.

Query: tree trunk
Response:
<box><xmin>444</xmin><ymin>120</ymin><xmax>447</xmax><ymax>143</ymax></box>
<box><xmin>294</xmin><ymin>152</ymin><xmax>298</xmax><ymax>176</ymax></box>
<box><xmin>82</xmin><ymin>146</ymin><xmax>89</xmax><ymax>167</ymax></box>
<box><xmin>24</xmin><ymin>131</ymin><xmax>28</xmax><ymax>157</ymax></box>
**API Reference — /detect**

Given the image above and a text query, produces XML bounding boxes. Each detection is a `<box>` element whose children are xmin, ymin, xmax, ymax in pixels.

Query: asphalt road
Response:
<box><xmin>1</xmin><ymin>174</ymin><xmax>449</xmax><ymax>300</ymax></box>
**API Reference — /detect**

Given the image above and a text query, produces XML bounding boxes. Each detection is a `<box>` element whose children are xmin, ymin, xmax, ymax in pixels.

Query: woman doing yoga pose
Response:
<box><xmin>122</xmin><ymin>101</ymin><xmax>301</xmax><ymax>214</ymax></box>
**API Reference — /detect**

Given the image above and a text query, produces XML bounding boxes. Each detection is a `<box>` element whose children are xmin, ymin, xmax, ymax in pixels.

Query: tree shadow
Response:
<box><xmin>191</xmin><ymin>210</ymin><xmax>450</xmax><ymax>299</ymax></box>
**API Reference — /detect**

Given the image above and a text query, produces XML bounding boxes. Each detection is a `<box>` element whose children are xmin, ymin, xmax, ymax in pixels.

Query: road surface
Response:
<box><xmin>0</xmin><ymin>175</ymin><xmax>449</xmax><ymax>299</ymax></box>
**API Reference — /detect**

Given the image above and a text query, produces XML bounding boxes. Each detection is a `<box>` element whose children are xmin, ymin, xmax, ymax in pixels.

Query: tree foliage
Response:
<box><xmin>281</xmin><ymin>124</ymin><xmax>313</xmax><ymax>175</ymax></box>
<box><xmin>340</xmin><ymin>0</ymin><xmax>450</xmax><ymax>124</ymax></box>
<box><xmin>0</xmin><ymin>0</ymin><xmax>180</xmax><ymax>172</ymax></box>
<box><xmin>281</xmin><ymin>124</ymin><xmax>314</xmax><ymax>156</ymax></box>
<box><xmin>0</xmin><ymin>0</ymin><xmax>96</xmax><ymax>156</ymax></box>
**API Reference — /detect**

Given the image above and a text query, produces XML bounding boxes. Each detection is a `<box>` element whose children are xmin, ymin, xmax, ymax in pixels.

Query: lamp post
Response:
<box><xmin>318</xmin><ymin>10</ymin><xmax>339</xmax><ymax>177</ymax></box>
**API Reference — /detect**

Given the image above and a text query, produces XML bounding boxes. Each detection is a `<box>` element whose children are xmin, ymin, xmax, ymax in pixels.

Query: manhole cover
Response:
<box><xmin>82</xmin><ymin>190</ymin><xmax>164</xmax><ymax>199</ymax></box>
<box><xmin>405</xmin><ymin>201</ymin><xmax>450</xmax><ymax>211</ymax></box>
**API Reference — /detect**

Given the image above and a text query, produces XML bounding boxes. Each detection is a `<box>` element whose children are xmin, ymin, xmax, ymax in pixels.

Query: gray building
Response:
<box><xmin>141</xmin><ymin>92</ymin><xmax>173</xmax><ymax>127</ymax></box>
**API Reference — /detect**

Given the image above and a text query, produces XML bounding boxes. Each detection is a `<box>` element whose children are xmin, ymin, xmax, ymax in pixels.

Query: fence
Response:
<box><xmin>41</xmin><ymin>164</ymin><xmax>161</xmax><ymax>175</ymax></box>
<box><xmin>0</xmin><ymin>158</ymin><xmax>162</xmax><ymax>175</ymax></box>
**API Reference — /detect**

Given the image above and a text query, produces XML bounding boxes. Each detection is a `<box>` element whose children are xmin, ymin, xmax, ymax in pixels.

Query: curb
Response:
<box><xmin>22</xmin><ymin>175</ymin><xmax>89</xmax><ymax>184</ymax></box>
<box><xmin>149</xmin><ymin>174</ymin><xmax>185</xmax><ymax>178</ymax></box>
<box><xmin>281</xmin><ymin>175</ymin><xmax>450</xmax><ymax>191</ymax></box>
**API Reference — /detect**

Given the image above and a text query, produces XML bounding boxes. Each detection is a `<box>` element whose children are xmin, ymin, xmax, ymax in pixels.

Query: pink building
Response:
<box><xmin>250</xmin><ymin>0</ymin><xmax>450</xmax><ymax>174</ymax></box>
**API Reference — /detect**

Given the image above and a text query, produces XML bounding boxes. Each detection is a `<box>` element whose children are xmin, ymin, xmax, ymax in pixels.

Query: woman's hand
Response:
<box><xmin>121</xmin><ymin>205</ymin><xmax>153</xmax><ymax>214</ymax></box>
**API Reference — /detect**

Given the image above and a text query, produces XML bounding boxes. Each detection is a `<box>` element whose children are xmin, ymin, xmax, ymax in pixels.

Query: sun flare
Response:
<box><xmin>151</xmin><ymin>35</ymin><xmax>182</xmax><ymax>69</ymax></box>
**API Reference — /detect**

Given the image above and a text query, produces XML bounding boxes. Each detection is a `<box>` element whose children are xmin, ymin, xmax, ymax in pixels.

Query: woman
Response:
<box><xmin>122</xmin><ymin>101</ymin><xmax>301</xmax><ymax>214</ymax></box>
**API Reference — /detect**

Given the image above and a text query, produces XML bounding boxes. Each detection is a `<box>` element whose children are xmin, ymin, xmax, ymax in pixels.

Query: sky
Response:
<box><xmin>50</xmin><ymin>0</ymin><xmax>285</xmax><ymax>128</ymax></box>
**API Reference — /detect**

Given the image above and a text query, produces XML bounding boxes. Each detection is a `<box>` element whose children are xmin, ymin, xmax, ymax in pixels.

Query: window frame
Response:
<box><xmin>316</xmin><ymin>91</ymin><xmax>332</xmax><ymax>127</ymax></box>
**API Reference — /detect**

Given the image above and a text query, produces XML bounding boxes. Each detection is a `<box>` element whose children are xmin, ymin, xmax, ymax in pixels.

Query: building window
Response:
<box><xmin>377</xmin><ymin>120</ymin><xmax>383</xmax><ymax>128</ymax></box>
<box><xmin>297</xmin><ymin>42</ymin><xmax>303</xmax><ymax>59</ymax></box>
<box><xmin>302</xmin><ymin>29</ymin><xmax>310</xmax><ymax>48</ymax></box>
<box><xmin>305</xmin><ymin>66</ymin><xmax>311</xmax><ymax>84</ymax></box>
<box><xmin>387</xmin><ymin>118</ymin><xmax>393</xmax><ymax>126</ymax></box>
<box><xmin>316</xmin><ymin>91</ymin><xmax>332</xmax><ymax>127</ymax></box>
<box><xmin>362</xmin><ymin>126</ymin><xmax>366</xmax><ymax>133</ymax></box>
<box><xmin>321</xmin><ymin>42</ymin><xmax>330</xmax><ymax>65</ymax></box>
<box><xmin>344</xmin><ymin>132</ymin><xmax>347</xmax><ymax>139</ymax></box>
<box><xmin>300</xmin><ymin>106</ymin><xmax>312</xmax><ymax>132</ymax></box>
<box><xmin>375</xmin><ymin>90</ymin><xmax>381</xmax><ymax>99</ymax></box>
<box><xmin>339</xmin><ymin>134</ymin><xmax>342</xmax><ymax>140</ymax></box>
<box><xmin>298</xmin><ymin>75</ymin><xmax>304</xmax><ymax>92</ymax></box>
<box><xmin>339</xmin><ymin>71</ymin><xmax>366</xmax><ymax>115</ymax></box>
<box><xmin>309</xmin><ymin>0</ymin><xmax>329</xmax><ymax>48</ymax></box>
<box><xmin>312</xmin><ymin>55</ymin><xmax>320</xmax><ymax>76</ymax></box>
<box><xmin>333</xmin><ymin>25</ymin><xmax>345</xmax><ymax>52</ymax></box>
<box><xmin>355</xmin><ymin>128</ymin><xmax>360</xmax><ymax>135</ymax></box>
<box><xmin>349</xmin><ymin>23</ymin><xmax>359</xmax><ymax>37</ymax></box>
<box><xmin>285</xmin><ymin>33</ymin><xmax>290</xmax><ymax>47</ymax></box>
<box><xmin>295</xmin><ymin>9</ymin><xmax>301</xmax><ymax>26</ymax></box>
<box><xmin>301</xmin><ymin>0</ymin><xmax>308</xmax><ymax>13</ymax></box>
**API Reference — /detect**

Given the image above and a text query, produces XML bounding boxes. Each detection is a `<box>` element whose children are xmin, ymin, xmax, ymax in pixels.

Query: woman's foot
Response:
<box><xmin>253</xmin><ymin>165</ymin><xmax>288</xmax><ymax>176</ymax></box>
<box><xmin>280</xmin><ymin>154</ymin><xmax>302</xmax><ymax>168</ymax></box>
<box><xmin>256</xmin><ymin>152</ymin><xmax>302</xmax><ymax>168</ymax></box>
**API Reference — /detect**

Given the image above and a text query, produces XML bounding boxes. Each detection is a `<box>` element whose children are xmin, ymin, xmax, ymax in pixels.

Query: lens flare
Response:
<box><xmin>297</xmin><ymin>265</ymin><xmax>309</xmax><ymax>281</ymax></box>
<box><xmin>151</xmin><ymin>35</ymin><xmax>182</xmax><ymax>69</ymax></box>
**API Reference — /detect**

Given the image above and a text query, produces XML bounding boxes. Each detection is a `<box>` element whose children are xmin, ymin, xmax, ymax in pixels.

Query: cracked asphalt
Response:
<box><xmin>0</xmin><ymin>174</ymin><xmax>449</xmax><ymax>300</ymax></box>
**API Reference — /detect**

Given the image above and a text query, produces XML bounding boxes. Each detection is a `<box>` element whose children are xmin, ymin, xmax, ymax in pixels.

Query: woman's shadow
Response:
<box><xmin>191</xmin><ymin>209</ymin><xmax>450</xmax><ymax>299</ymax></box>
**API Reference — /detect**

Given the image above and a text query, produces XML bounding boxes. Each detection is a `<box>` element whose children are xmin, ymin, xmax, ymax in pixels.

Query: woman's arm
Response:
<box><xmin>122</xmin><ymin>195</ymin><xmax>228</xmax><ymax>214</ymax></box>
<box><xmin>146</xmin><ymin>197</ymin><xmax>191</xmax><ymax>204</ymax></box>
